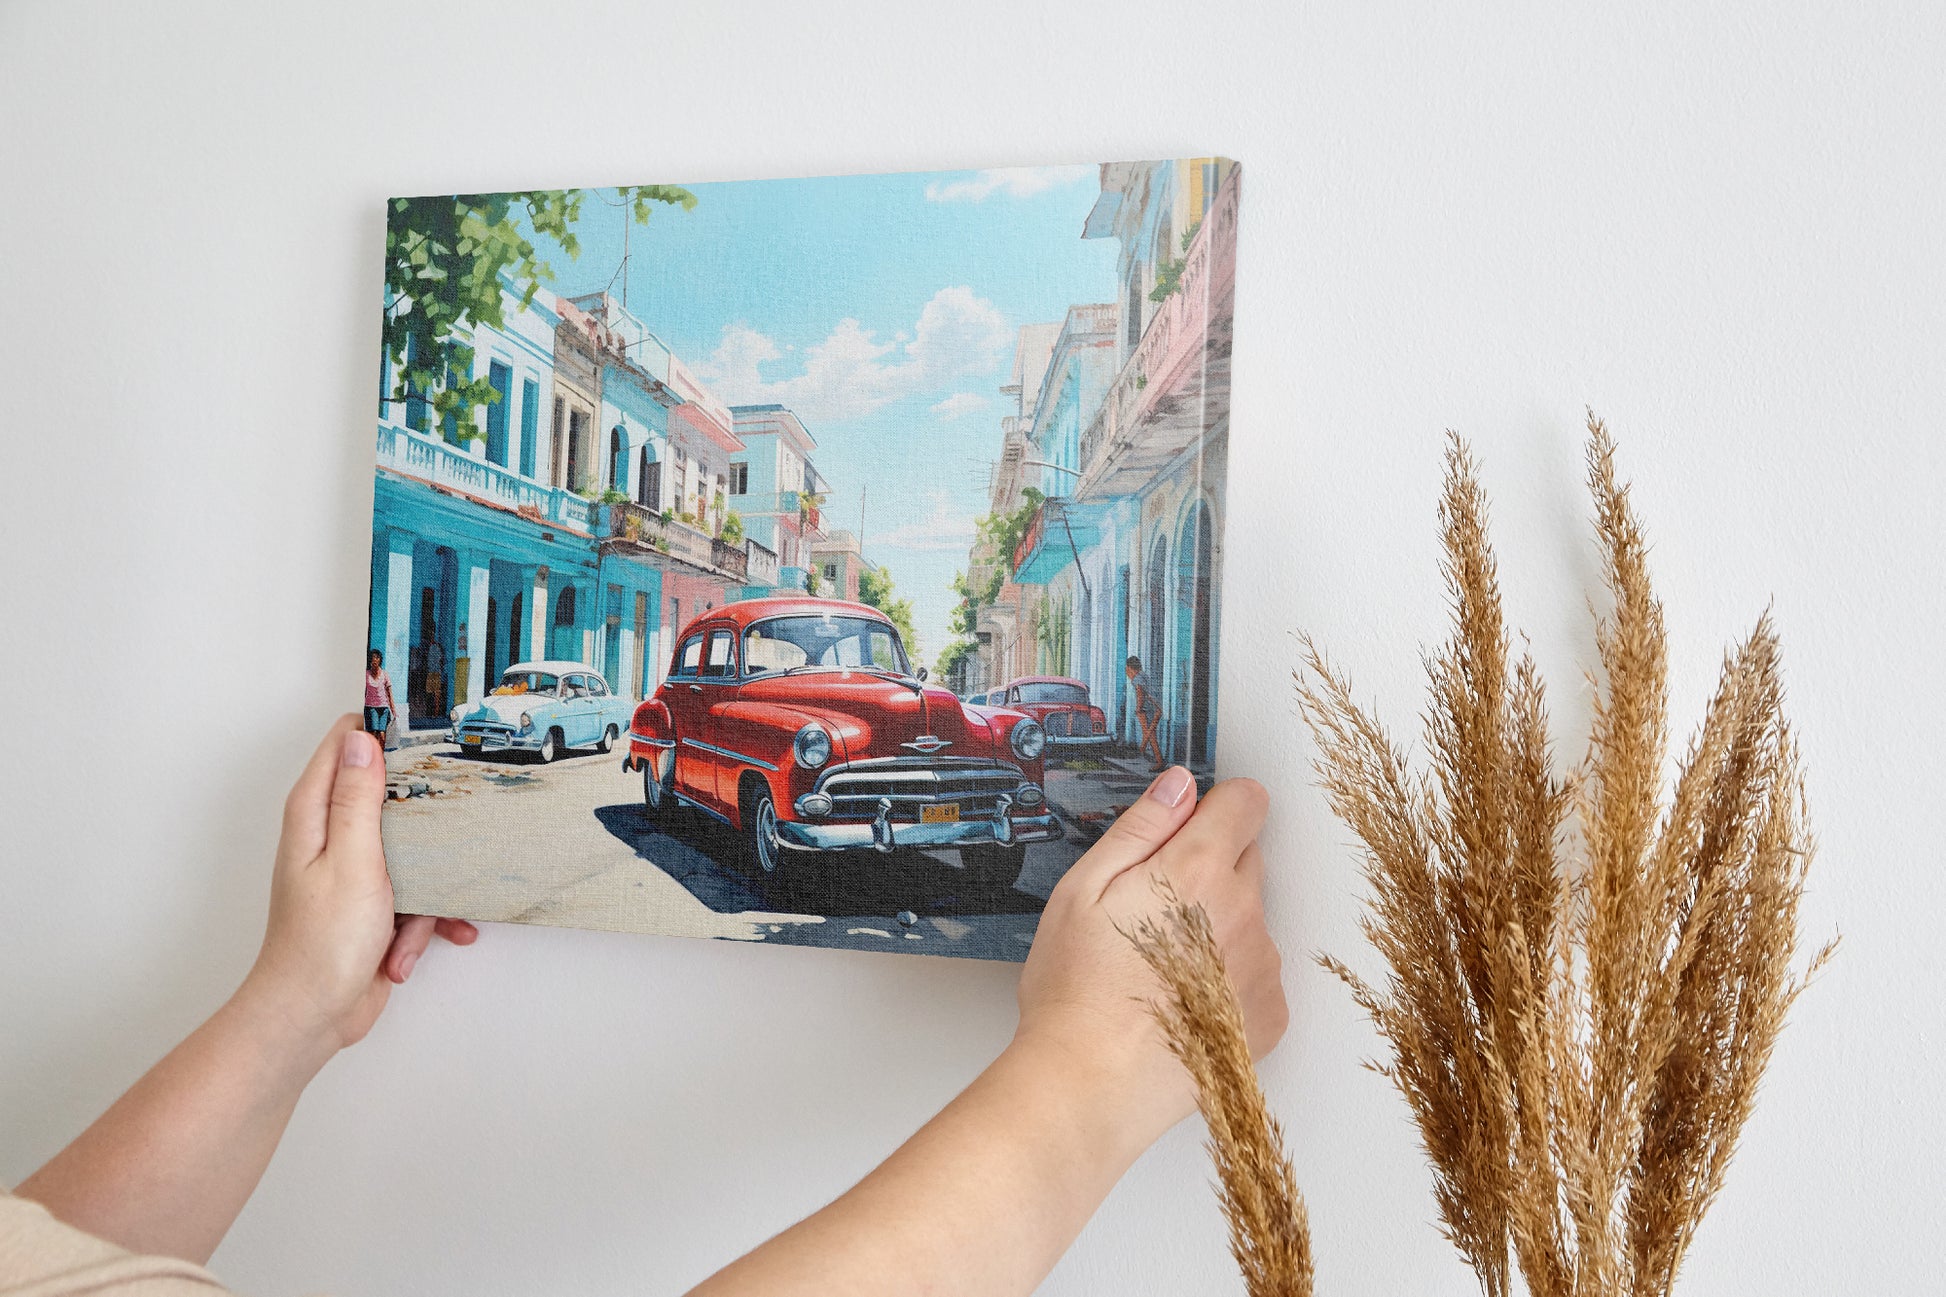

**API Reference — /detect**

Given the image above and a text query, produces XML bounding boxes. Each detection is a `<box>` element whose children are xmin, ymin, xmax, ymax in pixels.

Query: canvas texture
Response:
<box><xmin>367</xmin><ymin>160</ymin><xmax>1239</xmax><ymax>961</ymax></box>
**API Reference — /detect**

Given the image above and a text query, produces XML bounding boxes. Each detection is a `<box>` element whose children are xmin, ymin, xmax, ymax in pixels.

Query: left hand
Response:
<box><xmin>241</xmin><ymin>714</ymin><xmax>477</xmax><ymax>1058</ymax></box>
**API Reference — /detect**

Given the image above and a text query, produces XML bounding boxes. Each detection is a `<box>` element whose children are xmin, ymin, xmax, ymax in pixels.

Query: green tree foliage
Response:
<box><xmin>718</xmin><ymin>510</ymin><xmax>745</xmax><ymax>545</ymax></box>
<box><xmin>857</xmin><ymin>565</ymin><xmax>919</xmax><ymax>656</ymax></box>
<box><xmin>935</xmin><ymin>636</ymin><xmax>980</xmax><ymax>683</ymax></box>
<box><xmin>804</xmin><ymin>564</ymin><xmax>824</xmax><ymax>597</ymax></box>
<box><xmin>949</xmin><ymin>487</ymin><xmax>1047</xmax><ymax>632</ymax></box>
<box><xmin>1149</xmin><ymin>218</ymin><xmax>1203</xmax><ymax>303</ymax></box>
<box><xmin>384</xmin><ymin>186</ymin><xmax>697</xmax><ymax>439</ymax></box>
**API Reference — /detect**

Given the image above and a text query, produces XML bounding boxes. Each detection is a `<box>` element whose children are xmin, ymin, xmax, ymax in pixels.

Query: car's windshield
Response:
<box><xmin>1016</xmin><ymin>681</ymin><xmax>1089</xmax><ymax>705</ymax></box>
<box><xmin>494</xmin><ymin>671</ymin><xmax>560</xmax><ymax>697</ymax></box>
<box><xmin>743</xmin><ymin>615</ymin><xmax>908</xmax><ymax>677</ymax></box>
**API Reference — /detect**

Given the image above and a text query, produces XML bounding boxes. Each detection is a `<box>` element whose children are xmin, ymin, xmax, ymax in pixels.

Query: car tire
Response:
<box><xmin>963</xmin><ymin>842</ymin><xmax>1028</xmax><ymax>893</ymax></box>
<box><xmin>642</xmin><ymin>749</ymin><xmax>675</xmax><ymax>822</ymax></box>
<box><xmin>741</xmin><ymin>780</ymin><xmax>794</xmax><ymax>901</ymax></box>
<box><xmin>597</xmin><ymin>724</ymin><xmax>617</xmax><ymax>755</ymax></box>
<box><xmin>536</xmin><ymin>729</ymin><xmax>560</xmax><ymax>764</ymax></box>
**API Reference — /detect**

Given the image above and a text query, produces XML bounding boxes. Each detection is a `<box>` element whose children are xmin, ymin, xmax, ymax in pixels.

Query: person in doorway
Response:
<box><xmin>0</xmin><ymin>717</ymin><xmax>1283</xmax><ymax>1297</ymax></box>
<box><xmin>1126</xmin><ymin>654</ymin><xmax>1166</xmax><ymax>771</ymax></box>
<box><xmin>423</xmin><ymin>636</ymin><xmax>446</xmax><ymax>718</ymax></box>
<box><xmin>363</xmin><ymin>649</ymin><xmax>396</xmax><ymax>751</ymax></box>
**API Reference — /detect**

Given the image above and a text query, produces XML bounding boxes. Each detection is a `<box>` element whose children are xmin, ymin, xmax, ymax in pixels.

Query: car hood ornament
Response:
<box><xmin>901</xmin><ymin>735</ymin><xmax>952</xmax><ymax>754</ymax></box>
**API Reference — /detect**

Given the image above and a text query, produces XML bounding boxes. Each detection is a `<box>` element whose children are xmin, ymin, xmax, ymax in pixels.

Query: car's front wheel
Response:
<box><xmin>535</xmin><ymin>728</ymin><xmax>560</xmax><ymax>764</ymax></box>
<box><xmin>741</xmin><ymin>779</ymin><xmax>794</xmax><ymax>900</ymax></box>
<box><xmin>963</xmin><ymin>842</ymin><xmax>1028</xmax><ymax>893</ymax></box>
<box><xmin>597</xmin><ymin>724</ymin><xmax>618</xmax><ymax>754</ymax></box>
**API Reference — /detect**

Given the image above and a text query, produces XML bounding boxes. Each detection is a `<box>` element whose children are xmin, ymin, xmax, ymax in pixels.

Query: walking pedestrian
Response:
<box><xmin>363</xmin><ymin>649</ymin><xmax>396</xmax><ymax>751</ymax></box>
<box><xmin>1125</xmin><ymin>655</ymin><xmax>1166</xmax><ymax>771</ymax></box>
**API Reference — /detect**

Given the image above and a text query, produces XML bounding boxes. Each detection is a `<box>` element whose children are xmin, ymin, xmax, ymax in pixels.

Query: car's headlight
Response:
<box><xmin>517</xmin><ymin>713</ymin><xmax>535</xmax><ymax>734</ymax></box>
<box><xmin>793</xmin><ymin>723</ymin><xmax>832</xmax><ymax>769</ymax></box>
<box><xmin>449</xmin><ymin>706</ymin><xmax>465</xmax><ymax>724</ymax></box>
<box><xmin>1010</xmin><ymin>719</ymin><xmax>1046</xmax><ymax>761</ymax></box>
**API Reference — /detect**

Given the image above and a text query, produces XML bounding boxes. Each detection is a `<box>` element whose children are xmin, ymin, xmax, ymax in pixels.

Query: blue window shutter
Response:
<box><xmin>519</xmin><ymin>379</ymin><xmax>539</xmax><ymax>477</ymax></box>
<box><xmin>485</xmin><ymin>361</ymin><xmax>512</xmax><ymax>465</ymax></box>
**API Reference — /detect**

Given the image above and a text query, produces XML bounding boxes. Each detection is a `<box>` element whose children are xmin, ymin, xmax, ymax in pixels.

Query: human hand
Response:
<box><xmin>1013</xmin><ymin>769</ymin><xmax>1285</xmax><ymax>1147</ymax></box>
<box><xmin>239</xmin><ymin>715</ymin><xmax>477</xmax><ymax>1063</ymax></box>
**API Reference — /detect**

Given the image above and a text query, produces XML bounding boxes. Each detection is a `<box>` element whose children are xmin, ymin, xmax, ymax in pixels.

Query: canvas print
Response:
<box><xmin>367</xmin><ymin>159</ymin><xmax>1238</xmax><ymax>961</ymax></box>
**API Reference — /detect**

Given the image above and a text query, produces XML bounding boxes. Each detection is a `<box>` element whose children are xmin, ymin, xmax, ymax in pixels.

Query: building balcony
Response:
<box><xmin>733</xmin><ymin>490</ymin><xmax>825</xmax><ymax>536</ymax></box>
<box><xmin>1011</xmin><ymin>495</ymin><xmax>1109</xmax><ymax>586</ymax></box>
<box><xmin>598</xmin><ymin>501</ymin><xmax>750</xmax><ymax>582</ymax></box>
<box><xmin>376</xmin><ymin>422</ymin><xmax>592</xmax><ymax>532</ymax></box>
<box><xmin>744</xmin><ymin>537</ymin><xmax>780</xmax><ymax>586</ymax></box>
<box><xmin>1076</xmin><ymin>165</ymin><xmax>1239</xmax><ymax>501</ymax></box>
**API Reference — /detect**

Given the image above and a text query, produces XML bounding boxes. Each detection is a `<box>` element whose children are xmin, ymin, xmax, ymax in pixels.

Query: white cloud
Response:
<box><xmin>869</xmin><ymin>493</ymin><xmax>980</xmax><ymax>554</ymax></box>
<box><xmin>696</xmin><ymin>287</ymin><xmax>1010</xmax><ymax>426</ymax></box>
<box><xmin>930</xmin><ymin>392</ymin><xmax>987</xmax><ymax>420</ymax></box>
<box><xmin>923</xmin><ymin>165</ymin><xmax>1093</xmax><ymax>203</ymax></box>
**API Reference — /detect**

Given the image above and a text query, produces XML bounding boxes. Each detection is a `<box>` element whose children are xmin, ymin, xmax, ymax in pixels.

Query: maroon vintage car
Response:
<box><xmin>622</xmin><ymin>596</ymin><xmax>1061</xmax><ymax>896</ymax></box>
<box><xmin>983</xmin><ymin>676</ymin><xmax>1110</xmax><ymax>748</ymax></box>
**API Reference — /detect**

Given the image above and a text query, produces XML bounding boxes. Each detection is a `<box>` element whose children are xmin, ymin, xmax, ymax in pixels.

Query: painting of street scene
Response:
<box><xmin>367</xmin><ymin>159</ymin><xmax>1238</xmax><ymax>961</ymax></box>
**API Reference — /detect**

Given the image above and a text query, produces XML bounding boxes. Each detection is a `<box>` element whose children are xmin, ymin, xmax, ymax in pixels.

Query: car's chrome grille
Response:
<box><xmin>817</xmin><ymin>760</ymin><xmax>1025</xmax><ymax>820</ymax></box>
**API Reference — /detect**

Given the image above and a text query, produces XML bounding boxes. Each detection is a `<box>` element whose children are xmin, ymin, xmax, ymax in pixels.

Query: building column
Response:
<box><xmin>381</xmin><ymin>529</ymin><xmax>414</xmax><ymax>728</ymax></box>
<box><xmin>461</xmin><ymin>552</ymin><xmax>490</xmax><ymax>708</ymax></box>
<box><xmin>529</xmin><ymin>566</ymin><xmax>549</xmax><ymax>661</ymax></box>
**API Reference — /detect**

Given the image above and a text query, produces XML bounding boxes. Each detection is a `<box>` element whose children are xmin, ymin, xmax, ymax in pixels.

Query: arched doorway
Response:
<box><xmin>1173</xmin><ymin>503</ymin><xmax>1215</xmax><ymax>768</ymax></box>
<box><xmin>1146</xmin><ymin>534</ymin><xmax>1169</xmax><ymax>751</ymax></box>
<box><xmin>509</xmin><ymin>592</ymin><xmax>524</xmax><ymax>667</ymax></box>
<box><xmin>553</xmin><ymin>585</ymin><xmax>578</xmax><ymax>662</ymax></box>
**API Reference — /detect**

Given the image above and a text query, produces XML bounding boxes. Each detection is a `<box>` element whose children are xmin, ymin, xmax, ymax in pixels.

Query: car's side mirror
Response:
<box><xmin>916</xmin><ymin>666</ymin><xmax>929</xmax><ymax>682</ymax></box>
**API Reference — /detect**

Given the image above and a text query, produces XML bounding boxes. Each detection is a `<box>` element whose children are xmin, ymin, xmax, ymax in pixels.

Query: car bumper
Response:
<box><xmin>776</xmin><ymin>810</ymin><xmax>1064</xmax><ymax>853</ymax></box>
<box><xmin>452</xmin><ymin>728</ymin><xmax>542</xmax><ymax>752</ymax></box>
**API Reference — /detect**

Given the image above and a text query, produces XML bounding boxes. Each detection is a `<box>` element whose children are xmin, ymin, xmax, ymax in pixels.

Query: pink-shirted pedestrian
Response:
<box><xmin>363</xmin><ymin>649</ymin><xmax>397</xmax><ymax>751</ymax></box>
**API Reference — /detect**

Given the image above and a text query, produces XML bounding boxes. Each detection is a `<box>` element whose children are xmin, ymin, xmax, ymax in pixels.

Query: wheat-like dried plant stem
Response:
<box><xmin>1297</xmin><ymin>413</ymin><xmax>1832</xmax><ymax>1297</ymax></box>
<box><xmin>1127</xmin><ymin>883</ymin><xmax>1315</xmax><ymax>1297</ymax></box>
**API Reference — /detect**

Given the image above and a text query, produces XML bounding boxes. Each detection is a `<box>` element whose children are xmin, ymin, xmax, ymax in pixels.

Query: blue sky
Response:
<box><xmin>514</xmin><ymin>165</ymin><xmax>1121</xmax><ymax>664</ymax></box>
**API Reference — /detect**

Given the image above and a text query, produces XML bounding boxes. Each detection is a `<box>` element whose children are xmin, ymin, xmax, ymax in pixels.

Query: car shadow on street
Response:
<box><xmin>591</xmin><ymin>802</ymin><xmax>1048</xmax><ymax>919</ymax></box>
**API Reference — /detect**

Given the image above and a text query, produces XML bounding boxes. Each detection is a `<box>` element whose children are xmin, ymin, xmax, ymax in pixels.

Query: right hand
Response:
<box><xmin>1014</xmin><ymin>769</ymin><xmax>1286</xmax><ymax>1143</ymax></box>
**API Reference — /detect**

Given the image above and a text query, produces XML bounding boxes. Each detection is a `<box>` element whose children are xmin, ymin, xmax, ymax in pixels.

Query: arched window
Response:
<box><xmin>609</xmin><ymin>427</ymin><xmax>627</xmax><ymax>494</ymax></box>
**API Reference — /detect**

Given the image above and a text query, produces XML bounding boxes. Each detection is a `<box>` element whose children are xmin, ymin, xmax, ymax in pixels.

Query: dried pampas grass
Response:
<box><xmin>1295</xmin><ymin>413</ymin><xmax>1835</xmax><ymax>1297</ymax></box>
<box><xmin>1128</xmin><ymin>885</ymin><xmax>1315</xmax><ymax>1297</ymax></box>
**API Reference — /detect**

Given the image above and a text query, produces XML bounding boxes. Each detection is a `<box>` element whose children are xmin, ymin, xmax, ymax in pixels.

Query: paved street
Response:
<box><xmin>382</xmin><ymin>740</ymin><xmax>1107</xmax><ymax>962</ymax></box>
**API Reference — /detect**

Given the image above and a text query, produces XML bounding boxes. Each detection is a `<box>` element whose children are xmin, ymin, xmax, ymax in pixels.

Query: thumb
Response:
<box><xmin>324</xmin><ymin>728</ymin><xmax>386</xmax><ymax>862</ymax></box>
<box><xmin>1065</xmin><ymin>766</ymin><xmax>1198</xmax><ymax>901</ymax></box>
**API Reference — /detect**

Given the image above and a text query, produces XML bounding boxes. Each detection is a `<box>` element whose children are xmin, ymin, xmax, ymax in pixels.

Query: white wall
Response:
<box><xmin>2</xmin><ymin>1</ymin><xmax>1939</xmax><ymax>1291</ymax></box>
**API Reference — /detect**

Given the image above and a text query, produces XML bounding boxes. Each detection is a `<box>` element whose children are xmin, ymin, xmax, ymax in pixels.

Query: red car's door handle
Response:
<box><xmin>688</xmin><ymin>684</ymin><xmax>702</xmax><ymax>693</ymax></box>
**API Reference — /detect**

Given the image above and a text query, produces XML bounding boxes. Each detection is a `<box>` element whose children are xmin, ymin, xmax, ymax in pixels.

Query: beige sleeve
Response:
<box><xmin>0</xmin><ymin>1191</ymin><xmax>231</xmax><ymax>1296</ymax></box>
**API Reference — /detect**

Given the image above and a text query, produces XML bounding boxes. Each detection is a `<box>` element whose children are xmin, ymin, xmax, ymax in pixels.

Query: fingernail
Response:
<box><xmin>1148</xmin><ymin>766</ymin><xmax>1193</xmax><ymax>808</ymax></box>
<box><xmin>398</xmin><ymin>951</ymin><xmax>419</xmax><ymax>980</ymax></box>
<box><xmin>342</xmin><ymin>731</ymin><xmax>372</xmax><ymax>769</ymax></box>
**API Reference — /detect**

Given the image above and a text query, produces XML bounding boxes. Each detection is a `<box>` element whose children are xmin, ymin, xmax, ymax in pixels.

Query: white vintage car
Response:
<box><xmin>448</xmin><ymin>660</ymin><xmax>634</xmax><ymax>763</ymax></box>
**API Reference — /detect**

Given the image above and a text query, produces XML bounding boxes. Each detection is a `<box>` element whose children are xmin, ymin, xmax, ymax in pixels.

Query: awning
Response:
<box><xmin>1012</xmin><ymin>497</ymin><xmax>1110</xmax><ymax>585</ymax></box>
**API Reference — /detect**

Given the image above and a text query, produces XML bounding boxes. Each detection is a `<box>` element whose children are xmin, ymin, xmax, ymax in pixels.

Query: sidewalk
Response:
<box><xmin>1043</xmin><ymin>751</ymin><xmax>1216</xmax><ymax>844</ymax></box>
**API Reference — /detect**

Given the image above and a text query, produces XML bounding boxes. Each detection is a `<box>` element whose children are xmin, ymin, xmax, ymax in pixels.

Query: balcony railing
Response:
<box><xmin>599</xmin><ymin>500</ymin><xmax>756</xmax><ymax>582</ymax></box>
<box><xmin>732</xmin><ymin>489</ymin><xmax>824</xmax><ymax>535</ymax></box>
<box><xmin>376</xmin><ymin>422</ymin><xmax>591</xmax><ymax>531</ymax></box>
<box><xmin>745</xmin><ymin>537</ymin><xmax>780</xmax><ymax>585</ymax></box>
<box><xmin>1076</xmin><ymin>165</ymin><xmax>1240</xmax><ymax>499</ymax></box>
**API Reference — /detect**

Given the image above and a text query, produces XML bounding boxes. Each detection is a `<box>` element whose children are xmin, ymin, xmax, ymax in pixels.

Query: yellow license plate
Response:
<box><xmin>461</xmin><ymin>734</ymin><xmax>482</xmax><ymax>746</ymax></box>
<box><xmin>921</xmin><ymin>803</ymin><xmax>960</xmax><ymax>824</ymax></box>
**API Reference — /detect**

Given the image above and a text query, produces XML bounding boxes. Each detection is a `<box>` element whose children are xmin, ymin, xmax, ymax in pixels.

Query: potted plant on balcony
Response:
<box><xmin>718</xmin><ymin>510</ymin><xmax>744</xmax><ymax>545</ymax></box>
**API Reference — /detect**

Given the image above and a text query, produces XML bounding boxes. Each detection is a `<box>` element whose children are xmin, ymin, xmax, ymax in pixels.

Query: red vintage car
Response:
<box><xmin>622</xmin><ymin>596</ymin><xmax>1062</xmax><ymax>896</ymax></box>
<box><xmin>983</xmin><ymin>676</ymin><xmax>1110</xmax><ymax>748</ymax></box>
